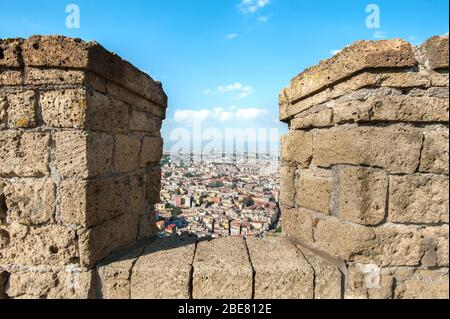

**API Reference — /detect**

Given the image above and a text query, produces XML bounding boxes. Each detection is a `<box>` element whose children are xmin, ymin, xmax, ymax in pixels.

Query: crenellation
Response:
<box><xmin>280</xmin><ymin>35</ymin><xmax>449</xmax><ymax>299</ymax></box>
<box><xmin>0</xmin><ymin>35</ymin><xmax>166</xmax><ymax>299</ymax></box>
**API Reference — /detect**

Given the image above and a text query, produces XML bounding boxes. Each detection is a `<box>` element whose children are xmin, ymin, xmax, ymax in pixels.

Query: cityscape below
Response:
<box><xmin>155</xmin><ymin>152</ymin><xmax>281</xmax><ymax>239</ymax></box>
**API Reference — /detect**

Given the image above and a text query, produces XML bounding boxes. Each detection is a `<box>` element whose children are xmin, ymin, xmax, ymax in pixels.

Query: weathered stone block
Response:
<box><xmin>140</xmin><ymin>136</ymin><xmax>163</xmax><ymax>167</ymax></box>
<box><xmin>394</xmin><ymin>269</ymin><xmax>449</xmax><ymax>299</ymax></box>
<box><xmin>54</xmin><ymin>131</ymin><xmax>113</xmax><ymax>179</ymax></box>
<box><xmin>60</xmin><ymin>177</ymin><xmax>127</xmax><ymax>228</ymax></box>
<box><xmin>0</xmin><ymin>131</ymin><xmax>50</xmax><ymax>177</ymax></box>
<box><xmin>420</xmin><ymin>35</ymin><xmax>449</xmax><ymax>70</ymax></box>
<box><xmin>0</xmin><ymin>70</ymin><xmax>23</xmax><ymax>86</ymax></box>
<box><xmin>280</xmin><ymin>131</ymin><xmax>313</xmax><ymax>168</ymax></box>
<box><xmin>114</xmin><ymin>135</ymin><xmax>141</xmax><ymax>173</ymax></box>
<box><xmin>297</xmin><ymin>170</ymin><xmax>332</xmax><ymax>214</ymax></box>
<box><xmin>291</xmin><ymin>109</ymin><xmax>333</xmax><ymax>129</ymax></box>
<box><xmin>314</xmin><ymin>126</ymin><xmax>423</xmax><ymax>174</ymax></box>
<box><xmin>193</xmin><ymin>237</ymin><xmax>253</xmax><ymax>299</ymax></box>
<box><xmin>86</xmin><ymin>93</ymin><xmax>129</xmax><ymax>133</ymax></box>
<box><xmin>419</xmin><ymin>130</ymin><xmax>449</xmax><ymax>175</ymax></box>
<box><xmin>77</xmin><ymin>213</ymin><xmax>139</xmax><ymax>268</ymax></box>
<box><xmin>389</xmin><ymin>175</ymin><xmax>449</xmax><ymax>224</ymax></box>
<box><xmin>3</xmin><ymin>179</ymin><xmax>56</xmax><ymax>225</ymax></box>
<box><xmin>284</xmin><ymin>39</ymin><xmax>416</xmax><ymax>104</ymax></box>
<box><xmin>131</xmin><ymin>237</ymin><xmax>196</xmax><ymax>299</ymax></box>
<box><xmin>279</xmin><ymin>164</ymin><xmax>296</xmax><ymax>207</ymax></box>
<box><xmin>333</xmin><ymin>96</ymin><xmax>449</xmax><ymax>124</ymax></box>
<box><xmin>130</xmin><ymin>110</ymin><xmax>157</xmax><ymax>132</ymax></box>
<box><xmin>0</xmin><ymin>39</ymin><xmax>23</xmax><ymax>68</ymax></box>
<box><xmin>146</xmin><ymin>167</ymin><xmax>162</xmax><ymax>205</ymax></box>
<box><xmin>24</xmin><ymin>68</ymin><xmax>85</xmax><ymax>86</ymax></box>
<box><xmin>282</xmin><ymin>207</ymin><xmax>316</xmax><ymax>246</ymax></box>
<box><xmin>97</xmin><ymin>246</ymin><xmax>144</xmax><ymax>299</ymax></box>
<box><xmin>374</xmin><ymin>225</ymin><xmax>448</xmax><ymax>267</ymax></box>
<box><xmin>6</xmin><ymin>270</ymin><xmax>95</xmax><ymax>299</ymax></box>
<box><xmin>247</xmin><ymin>237</ymin><xmax>314</xmax><ymax>299</ymax></box>
<box><xmin>334</xmin><ymin>166</ymin><xmax>388</xmax><ymax>226</ymax></box>
<box><xmin>0</xmin><ymin>222</ymin><xmax>78</xmax><ymax>267</ymax></box>
<box><xmin>6</xmin><ymin>91</ymin><xmax>37</xmax><ymax>128</ymax></box>
<box><xmin>314</xmin><ymin>217</ymin><xmax>377</xmax><ymax>262</ymax></box>
<box><xmin>128</xmin><ymin>174</ymin><xmax>147</xmax><ymax>214</ymax></box>
<box><xmin>298</xmin><ymin>246</ymin><xmax>344</xmax><ymax>299</ymax></box>
<box><xmin>345</xmin><ymin>263</ymin><xmax>394</xmax><ymax>299</ymax></box>
<box><xmin>40</xmin><ymin>89</ymin><xmax>87</xmax><ymax>128</ymax></box>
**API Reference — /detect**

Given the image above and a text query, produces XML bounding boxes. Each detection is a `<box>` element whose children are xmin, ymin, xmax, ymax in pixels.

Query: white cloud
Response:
<box><xmin>238</xmin><ymin>0</ymin><xmax>271</xmax><ymax>14</ymax></box>
<box><xmin>235</xmin><ymin>108</ymin><xmax>267</xmax><ymax>120</ymax></box>
<box><xmin>227</xmin><ymin>33</ymin><xmax>239</xmax><ymax>39</ymax></box>
<box><xmin>257</xmin><ymin>16</ymin><xmax>269</xmax><ymax>23</ymax></box>
<box><xmin>330</xmin><ymin>49</ymin><xmax>342</xmax><ymax>56</ymax></box>
<box><xmin>174</xmin><ymin>109</ymin><xmax>210</xmax><ymax>123</ymax></box>
<box><xmin>373</xmin><ymin>31</ymin><xmax>387</xmax><ymax>39</ymax></box>
<box><xmin>174</xmin><ymin>107</ymin><xmax>267</xmax><ymax>123</ymax></box>
<box><xmin>205</xmin><ymin>82</ymin><xmax>254</xmax><ymax>99</ymax></box>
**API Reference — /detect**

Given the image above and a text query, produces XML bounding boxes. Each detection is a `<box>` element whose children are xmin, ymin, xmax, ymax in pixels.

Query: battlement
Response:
<box><xmin>280</xmin><ymin>35</ymin><xmax>449</xmax><ymax>299</ymax></box>
<box><xmin>1</xmin><ymin>36</ymin><xmax>166</xmax><ymax>298</ymax></box>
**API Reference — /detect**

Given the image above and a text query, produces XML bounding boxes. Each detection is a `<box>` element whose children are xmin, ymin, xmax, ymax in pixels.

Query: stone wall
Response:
<box><xmin>279</xmin><ymin>36</ymin><xmax>449</xmax><ymax>299</ymax></box>
<box><xmin>0</xmin><ymin>36</ymin><xmax>166</xmax><ymax>299</ymax></box>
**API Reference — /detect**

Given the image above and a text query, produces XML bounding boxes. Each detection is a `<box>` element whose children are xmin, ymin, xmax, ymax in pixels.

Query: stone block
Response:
<box><xmin>60</xmin><ymin>177</ymin><xmax>127</xmax><ymax>228</ymax></box>
<box><xmin>420</xmin><ymin>130</ymin><xmax>449</xmax><ymax>175</ymax></box>
<box><xmin>279</xmin><ymin>164</ymin><xmax>296</xmax><ymax>207</ymax></box>
<box><xmin>77</xmin><ymin>213</ymin><xmax>140</xmax><ymax>268</ymax></box>
<box><xmin>284</xmin><ymin>39</ymin><xmax>416</xmax><ymax>103</ymax></box>
<box><xmin>6</xmin><ymin>91</ymin><xmax>37</xmax><ymax>128</ymax></box>
<box><xmin>394</xmin><ymin>269</ymin><xmax>449</xmax><ymax>299</ymax></box>
<box><xmin>0</xmin><ymin>222</ymin><xmax>78</xmax><ymax>267</ymax></box>
<box><xmin>193</xmin><ymin>237</ymin><xmax>253</xmax><ymax>299</ymax></box>
<box><xmin>374</xmin><ymin>225</ymin><xmax>448</xmax><ymax>267</ymax></box>
<box><xmin>314</xmin><ymin>217</ymin><xmax>377</xmax><ymax>262</ymax></box>
<box><xmin>297</xmin><ymin>170</ymin><xmax>332</xmax><ymax>214</ymax></box>
<box><xmin>298</xmin><ymin>246</ymin><xmax>343</xmax><ymax>299</ymax></box>
<box><xmin>0</xmin><ymin>131</ymin><xmax>50</xmax><ymax>177</ymax></box>
<box><xmin>420</xmin><ymin>36</ymin><xmax>449</xmax><ymax>70</ymax></box>
<box><xmin>54</xmin><ymin>131</ymin><xmax>113</xmax><ymax>179</ymax></box>
<box><xmin>131</xmin><ymin>237</ymin><xmax>196</xmax><ymax>299</ymax></box>
<box><xmin>282</xmin><ymin>207</ymin><xmax>316</xmax><ymax>246</ymax></box>
<box><xmin>86</xmin><ymin>93</ymin><xmax>129</xmax><ymax>133</ymax></box>
<box><xmin>140</xmin><ymin>136</ymin><xmax>163</xmax><ymax>167</ymax></box>
<box><xmin>6</xmin><ymin>270</ymin><xmax>95</xmax><ymax>299</ymax></box>
<box><xmin>389</xmin><ymin>175</ymin><xmax>448</xmax><ymax>224</ymax></box>
<box><xmin>24</xmin><ymin>68</ymin><xmax>85</xmax><ymax>86</ymax></box>
<box><xmin>246</xmin><ymin>237</ymin><xmax>314</xmax><ymax>299</ymax></box>
<box><xmin>314</xmin><ymin>126</ymin><xmax>423</xmax><ymax>174</ymax></box>
<box><xmin>98</xmin><ymin>246</ymin><xmax>144</xmax><ymax>299</ymax></box>
<box><xmin>291</xmin><ymin>109</ymin><xmax>333</xmax><ymax>129</ymax></box>
<box><xmin>334</xmin><ymin>166</ymin><xmax>388</xmax><ymax>226</ymax></box>
<box><xmin>40</xmin><ymin>89</ymin><xmax>87</xmax><ymax>129</ymax></box>
<box><xmin>146</xmin><ymin>168</ymin><xmax>162</xmax><ymax>205</ymax></box>
<box><xmin>0</xmin><ymin>70</ymin><xmax>23</xmax><ymax>86</ymax></box>
<box><xmin>130</xmin><ymin>110</ymin><xmax>157</xmax><ymax>132</ymax></box>
<box><xmin>0</xmin><ymin>39</ymin><xmax>23</xmax><ymax>67</ymax></box>
<box><xmin>114</xmin><ymin>134</ymin><xmax>141</xmax><ymax>173</ymax></box>
<box><xmin>3</xmin><ymin>179</ymin><xmax>56</xmax><ymax>225</ymax></box>
<box><xmin>280</xmin><ymin>131</ymin><xmax>313</xmax><ymax>168</ymax></box>
<box><xmin>128</xmin><ymin>174</ymin><xmax>147</xmax><ymax>214</ymax></box>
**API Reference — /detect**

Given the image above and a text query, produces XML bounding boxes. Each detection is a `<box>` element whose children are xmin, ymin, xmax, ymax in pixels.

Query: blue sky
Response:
<box><xmin>1</xmin><ymin>0</ymin><xmax>448</xmax><ymax>152</ymax></box>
